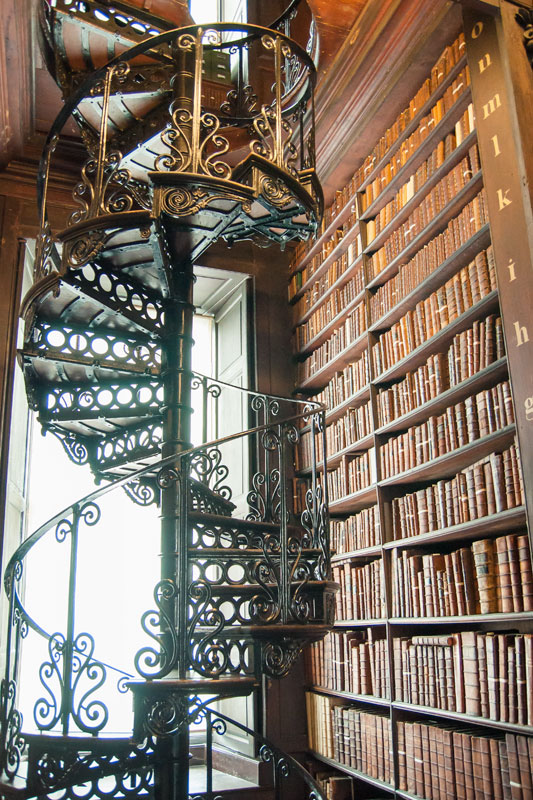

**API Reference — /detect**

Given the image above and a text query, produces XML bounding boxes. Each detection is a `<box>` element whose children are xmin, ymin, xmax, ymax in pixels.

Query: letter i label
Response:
<box><xmin>508</xmin><ymin>258</ymin><xmax>516</xmax><ymax>282</ymax></box>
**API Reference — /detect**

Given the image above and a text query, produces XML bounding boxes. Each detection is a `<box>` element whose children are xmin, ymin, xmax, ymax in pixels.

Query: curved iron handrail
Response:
<box><xmin>4</xmin><ymin>385</ymin><xmax>324</xmax><ymax>616</ymax></box>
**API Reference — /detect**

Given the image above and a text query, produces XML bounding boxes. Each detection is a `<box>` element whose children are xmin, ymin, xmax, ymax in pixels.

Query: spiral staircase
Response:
<box><xmin>0</xmin><ymin>1</ymin><xmax>335</xmax><ymax>797</ymax></box>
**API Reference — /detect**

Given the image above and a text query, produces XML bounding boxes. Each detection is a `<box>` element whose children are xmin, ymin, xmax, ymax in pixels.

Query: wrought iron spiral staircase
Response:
<box><xmin>0</xmin><ymin>1</ymin><xmax>335</xmax><ymax>797</ymax></box>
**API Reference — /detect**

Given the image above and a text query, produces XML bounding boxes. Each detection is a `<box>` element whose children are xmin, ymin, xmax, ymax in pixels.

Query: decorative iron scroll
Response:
<box><xmin>135</xmin><ymin>580</ymin><xmax>180</xmax><ymax>679</ymax></box>
<box><xmin>516</xmin><ymin>9</ymin><xmax>533</xmax><ymax>69</ymax></box>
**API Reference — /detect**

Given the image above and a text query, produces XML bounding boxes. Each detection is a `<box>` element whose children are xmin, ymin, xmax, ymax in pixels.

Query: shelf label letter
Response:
<box><xmin>508</xmin><ymin>258</ymin><xmax>517</xmax><ymax>281</ymax></box>
<box><xmin>514</xmin><ymin>320</ymin><xmax>529</xmax><ymax>346</ymax></box>
<box><xmin>478</xmin><ymin>53</ymin><xmax>491</xmax><ymax>73</ymax></box>
<box><xmin>525</xmin><ymin>396</ymin><xmax>533</xmax><ymax>422</ymax></box>
<box><xmin>471</xmin><ymin>21</ymin><xmax>484</xmax><ymax>39</ymax></box>
<box><xmin>483</xmin><ymin>93</ymin><xmax>502</xmax><ymax>119</ymax></box>
<box><xmin>497</xmin><ymin>188</ymin><xmax>512</xmax><ymax>210</ymax></box>
<box><xmin>491</xmin><ymin>134</ymin><xmax>501</xmax><ymax>157</ymax></box>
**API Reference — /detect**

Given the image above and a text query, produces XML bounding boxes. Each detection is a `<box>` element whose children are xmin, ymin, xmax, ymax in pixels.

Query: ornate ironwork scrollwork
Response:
<box><xmin>135</xmin><ymin>580</ymin><xmax>179</xmax><ymax>679</ymax></box>
<box><xmin>261</xmin><ymin>637</ymin><xmax>303</xmax><ymax>678</ymax></box>
<box><xmin>0</xmin><ymin>680</ymin><xmax>25</xmax><ymax>779</ymax></box>
<box><xmin>70</xmin><ymin>633</ymin><xmax>109</xmax><ymax>733</ymax></box>
<box><xmin>189</xmin><ymin>447</ymin><xmax>232</xmax><ymax>499</ymax></box>
<box><xmin>188</xmin><ymin>580</ymin><xmax>228</xmax><ymax>677</ymax></box>
<box><xmin>516</xmin><ymin>9</ymin><xmax>533</xmax><ymax>69</ymax></box>
<box><xmin>123</xmin><ymin>479</ymin><xmax>159</xmax><ymax>507</ymax></box>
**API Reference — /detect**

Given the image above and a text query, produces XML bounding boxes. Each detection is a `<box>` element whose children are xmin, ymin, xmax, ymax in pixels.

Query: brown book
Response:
<box><xmin>505</xmin><ymin>733</ymin><xmax>523</xmax><ymax>800</ymax></box>
<box><xmin>485</xmin><ymin>632</ymin><xmax>500</xmax><ymax>721</ymax></box>
<box><xmin>490</xmin><ymin>735</ymin><xmax>504</xmax><ymax>800</ymax></box>
<box><xmin>462</xmin><ymin>631</ymin><xmax>481</xmax><ymax>716</ymax></box>
<box><xmin>515</xmin><ymin>635</ymin><xmax>527</xmax><ymax>727</ymax></box>
<box><xmin>507</xmin><ymin>534</ymin><xmax>523</xmax><ymax>613</ymax></box>
<box><xmin>500</xmin><ymin>737</ymin><xmax>513</xmax><ymax>800</ymax></box>
<box><xmin>454</xmin><ymin>730</ymin><xmax>467</xmax><ymax>800</ymax></box>
<box><xmin>472</xmin><ymin>538</ymin><xmax>498</xmax><ymax>613</ymax></box>
<box><xmin>525</xmin><ymin>634</ymin><xmax>533</xmax><ymax>726</ymax></box>
<box><xmin>496</xmin><ymin>535</ymin><xmax>514</xmax><ymax>614</ymax></box>
<box><xmin>499</xmin><ymin>635</ymin><xmax>510</xmax><ymax>724</ymax></box>
<box><xmin>517</xmin><ymin>534</ymin><xmax>533</xmax><ymax>612</ymax></box>
<box><xmin>459</xmin><ymin>546</ymin><xmax>478</xmax><ymax>615</ymax></box>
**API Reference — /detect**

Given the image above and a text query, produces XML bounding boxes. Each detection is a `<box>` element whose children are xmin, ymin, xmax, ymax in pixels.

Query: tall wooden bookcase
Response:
<box><xmin>292</xmin><ymin>3</ymin><xmax>533</xmax><ymax>798</ymax></box>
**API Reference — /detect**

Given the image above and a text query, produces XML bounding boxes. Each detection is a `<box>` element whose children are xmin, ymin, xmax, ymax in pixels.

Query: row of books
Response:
<box><xmin>358</xmin><ymin>66</ymin><xmax>471</xmax><ymax>214</ymax></box>
<box><xmin>332</xmin><ymin>557</ymin><xmax>385</xmax><ymax>621</ymax></box>
<box><xmin>290</xmin><ymin>32</ymin><xmax>466</xmax><ymax>273</ymax></box>
<box><xmin>365</xmin><ymin>150</ymin><xmax>478</xmax><ymax>251</ymax></box>
<box><xmin>379</xmin><ymin>380</ymin><xmax>515</xmax><ymax>479</ymax></box>
<box><xmin>376</xmin><ymin>314</ymin><xmax>505</xmax><ymax>428</ymax></box>
<box><xmin>311</xmin><ymin>351</ymin><xmax>369</xmax><ymax>419</ymax></box>
<box><xmin>372</xmin><ymin>216</ymin><xmax>492</xmax><ymax>375</ymax></box>
<box><xmin>294</xmin><ymin>270</ymin><xmax>365</xmax><ymax>349</ymax></box>
<box><xmin>288</xmin><ymin>206</ymin><xmax>358</xmax><ymax>290</ymax></box>
<box><xmin>290</xmin><ymin>238</ymin><xmax>361</xmax><ymax>311</ymax></box>
<box><xmin>394</xmin><ymin>630</ymin><xmax>533</xmax><ymax>725</ymax></box>
<box><xmin>370</xmin><ymin>234</ymin><xmax>494</xmax><ymax>329</ymax></box>
<box><xmin>331</xmin><ymin>704</ymin><xmax>393</xmax><ymax>785</ymax></box>
<box><xmin>305</xmin><ymin>629</ymin><xmax>389</xmax><ymax>699</ymax></box>
<box><xmin>368</xmin><ymin>183</ymin><xmax>488</xmax><ymax>285</ymax></box>
<box><xmin>390</xmin><ymin>443</ymin><xmax>524</xmax><ymax>540</ymax></box>
<box><xmin>330</xmin><ymin>505</ymin><xmax>381</xmax><ymax>554</ymax></box>
<box><xmin>364</xmin><ymin>127</ymin><xmax>472</xmax><ymax>238</ymax></box>
<box><xmin>390</xmin><ymin>533</ymin><xmax>532</xmax><ymax>618</ymax></box>
<box><xmin>297</xmin><ymin>302</ymin><xmax>367</xmax><ymax>383</ymax></box>
<box><xmin>398</xmin><ymin>719</ymin><xmax>533</xmax><ymax>800</ymax></box>
<box><xmin>326</xmin><ymin>449</ymin><xmax>376</xmax><ymax>503</ymax></box>
<box><xmin>289</xmin><ymin>234</ymin><xmax>361</xmax><ymax>306</ymax></box>
<box><xmin>355</xmin><ymin>32</ymin><xmax>466</xmax><ymax>190</ymax></box>
<box><xmin>299</xmin><ymin>400</ymin><xmax>372</xmax><ymax>470</ymax></box>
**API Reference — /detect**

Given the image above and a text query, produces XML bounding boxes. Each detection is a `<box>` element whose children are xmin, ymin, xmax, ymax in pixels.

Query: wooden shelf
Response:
<box><xmin>329</xmin><ymin>484</ymin><xmax>378</xmax><ymax>514</ymax></box>
<box><xmin>358</xmin><ymin>54</ymin><xmax>468</xmax><ymax>194</ymax></box>
<box><xmin>310</xmin><ymin>685</ymin><xmax>390</xmax><ymax>707</ymax></box>
<box><xmin>296</xmin><ymin>331</ymin><xmax>368</xmax><ymax>392</ymax></box>
<box><xmin>374</xmin><ymin>357</ymin><xmax>508</xmax><ymax>435</ymax></box>
<box><xmin>392</xmin><ymin>701</ymin><xmax>533</xmax><ymax>735</ymax></box>
<box><xmin>365</xmin><ymin>169</ymin><xmax>484</xmax><ymax>291</ymax></box>
<box><xmin>334</xmin><ymin>618</ymin><xmax>387</xmax><ymax>628</ymax></box>
<box><xmin>310</xmin><ymin>751</ymin><xmax>395</xmax><ymax>794</ymax></box>
<box><xmin>372</xmin><ymin>290</ymin><xmax>500</xmax><ymax>384</ymax></box>
<box><xmin>379</xmin><ymin>424</ymin><xmax>516</xmax><ymax>487</ymax></box>
<box><xmin>382</xmin><ymin>505</ymin><xmax>527</xmax><ymax>550</ymax></box>
<box><xmin>293</xmin><ymin>254</ymin><xmax>364</xmax><ymax>327</ymax></box>
<box><xmin>296</xmin><ymin>289</ymin><xmax>366</xmax><ymax>355</ymax></box>
<box><xmin>369</xmin><ymin>223</ymin><xmax>491</xmax><ymax>333</ymax></box>
<box><xmin>332</xmin><ymin>543</ymin><xmax>382</xmax><ymax>562</ymax></box>
<box><xmin>390</xmin><ymin>611</ymin><xmax>533</xmax><ymax>625</ymax></box>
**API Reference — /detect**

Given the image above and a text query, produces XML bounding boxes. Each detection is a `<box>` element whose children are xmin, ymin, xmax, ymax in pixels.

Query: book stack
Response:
<box><xmin>356</xmin><ymin>33</ymin><xmax>466</xmax><ymax>187</ymax></box>
<box><xmin>326</xmin><ymin>449</ymin><xmax>377</xmax><ymax>502</ymax></box>
<box><xmin>332</xmin><ymin>558</ymin><xmax>385</xmax><ymax>621</ymax></box>
<box><xmin>297</xmin><ymin>301</ymin><xmax>367</xmax><ymax>383</ymax></box>
<box><xmin>299</xmin><ymin>400</ymin><xmax>373</xmax><ymax>469</ymax></box>
<box><xmin>365</xmin><ymin>149</ymin><xmax>478</xmax><ymax>247</ymax></box>
<box><xmin>306</xmin><ymin>629</ymin><xmax>389</xmax><ymax>698</ymax></box>
<box><xmin>330</xmin><ymin>506</ymin><xmax>381</xmax><ymax>554</ymax></box>
<box><xmin>398</xmin><ymin>720</ymin><xmax>533</xmax><ymax>800</ymax></box>
<box><xmin>394</xmin><ymin>629</ymin><xmax>533</xmax><ymax>723</ymax></box>
<box><xmin>391</xmin><ymin>441</ymin><xmax>525</xmax><ymax>538</ymax></box>
<box><xmin>377</xmin><ymin>313</ymin><xmax>505</xmax><ymax>427</ymax></box>
<box><xmin>380</xmin><ymin>380</ymin><xmax>515</xmax><ymax>479</ymax></box>
<box><xmin>360</xmin><ymin>68</ymin><xmax>471</xmax><ymax>214</ymax></box>
<box><xmin>313</xmin><ymin>351</ymin><xmax>369</xmax><ymax>414</ymax></box>
<box><xmin>391</xmin><ymin>532</ymin><xmax>533</xmax><ymax>618</ymax></box>
<box><xmin>370</xmin><ymin>239</ymin><xmax>495</xmax><ymax>328</ymax></box>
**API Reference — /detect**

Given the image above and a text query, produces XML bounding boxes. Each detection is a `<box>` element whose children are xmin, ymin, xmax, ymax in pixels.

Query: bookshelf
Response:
<box><xmin>291</xmin><ymin>8</ymin><xmax>533</xmax><ymax>799</ymax></box>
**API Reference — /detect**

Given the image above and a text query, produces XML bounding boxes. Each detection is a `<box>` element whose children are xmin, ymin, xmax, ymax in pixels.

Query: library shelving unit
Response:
<box><xmin>292</xmin><ymin>6</ymin><xmax>533</xmax><ymax>799</ymax></box>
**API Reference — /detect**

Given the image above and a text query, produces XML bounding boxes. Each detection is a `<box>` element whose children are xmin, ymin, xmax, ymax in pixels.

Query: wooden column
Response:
<box><xmin>464</xmin><ymin>2</ymin><xmax>533</xmax><ymax>547</ymax></box>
